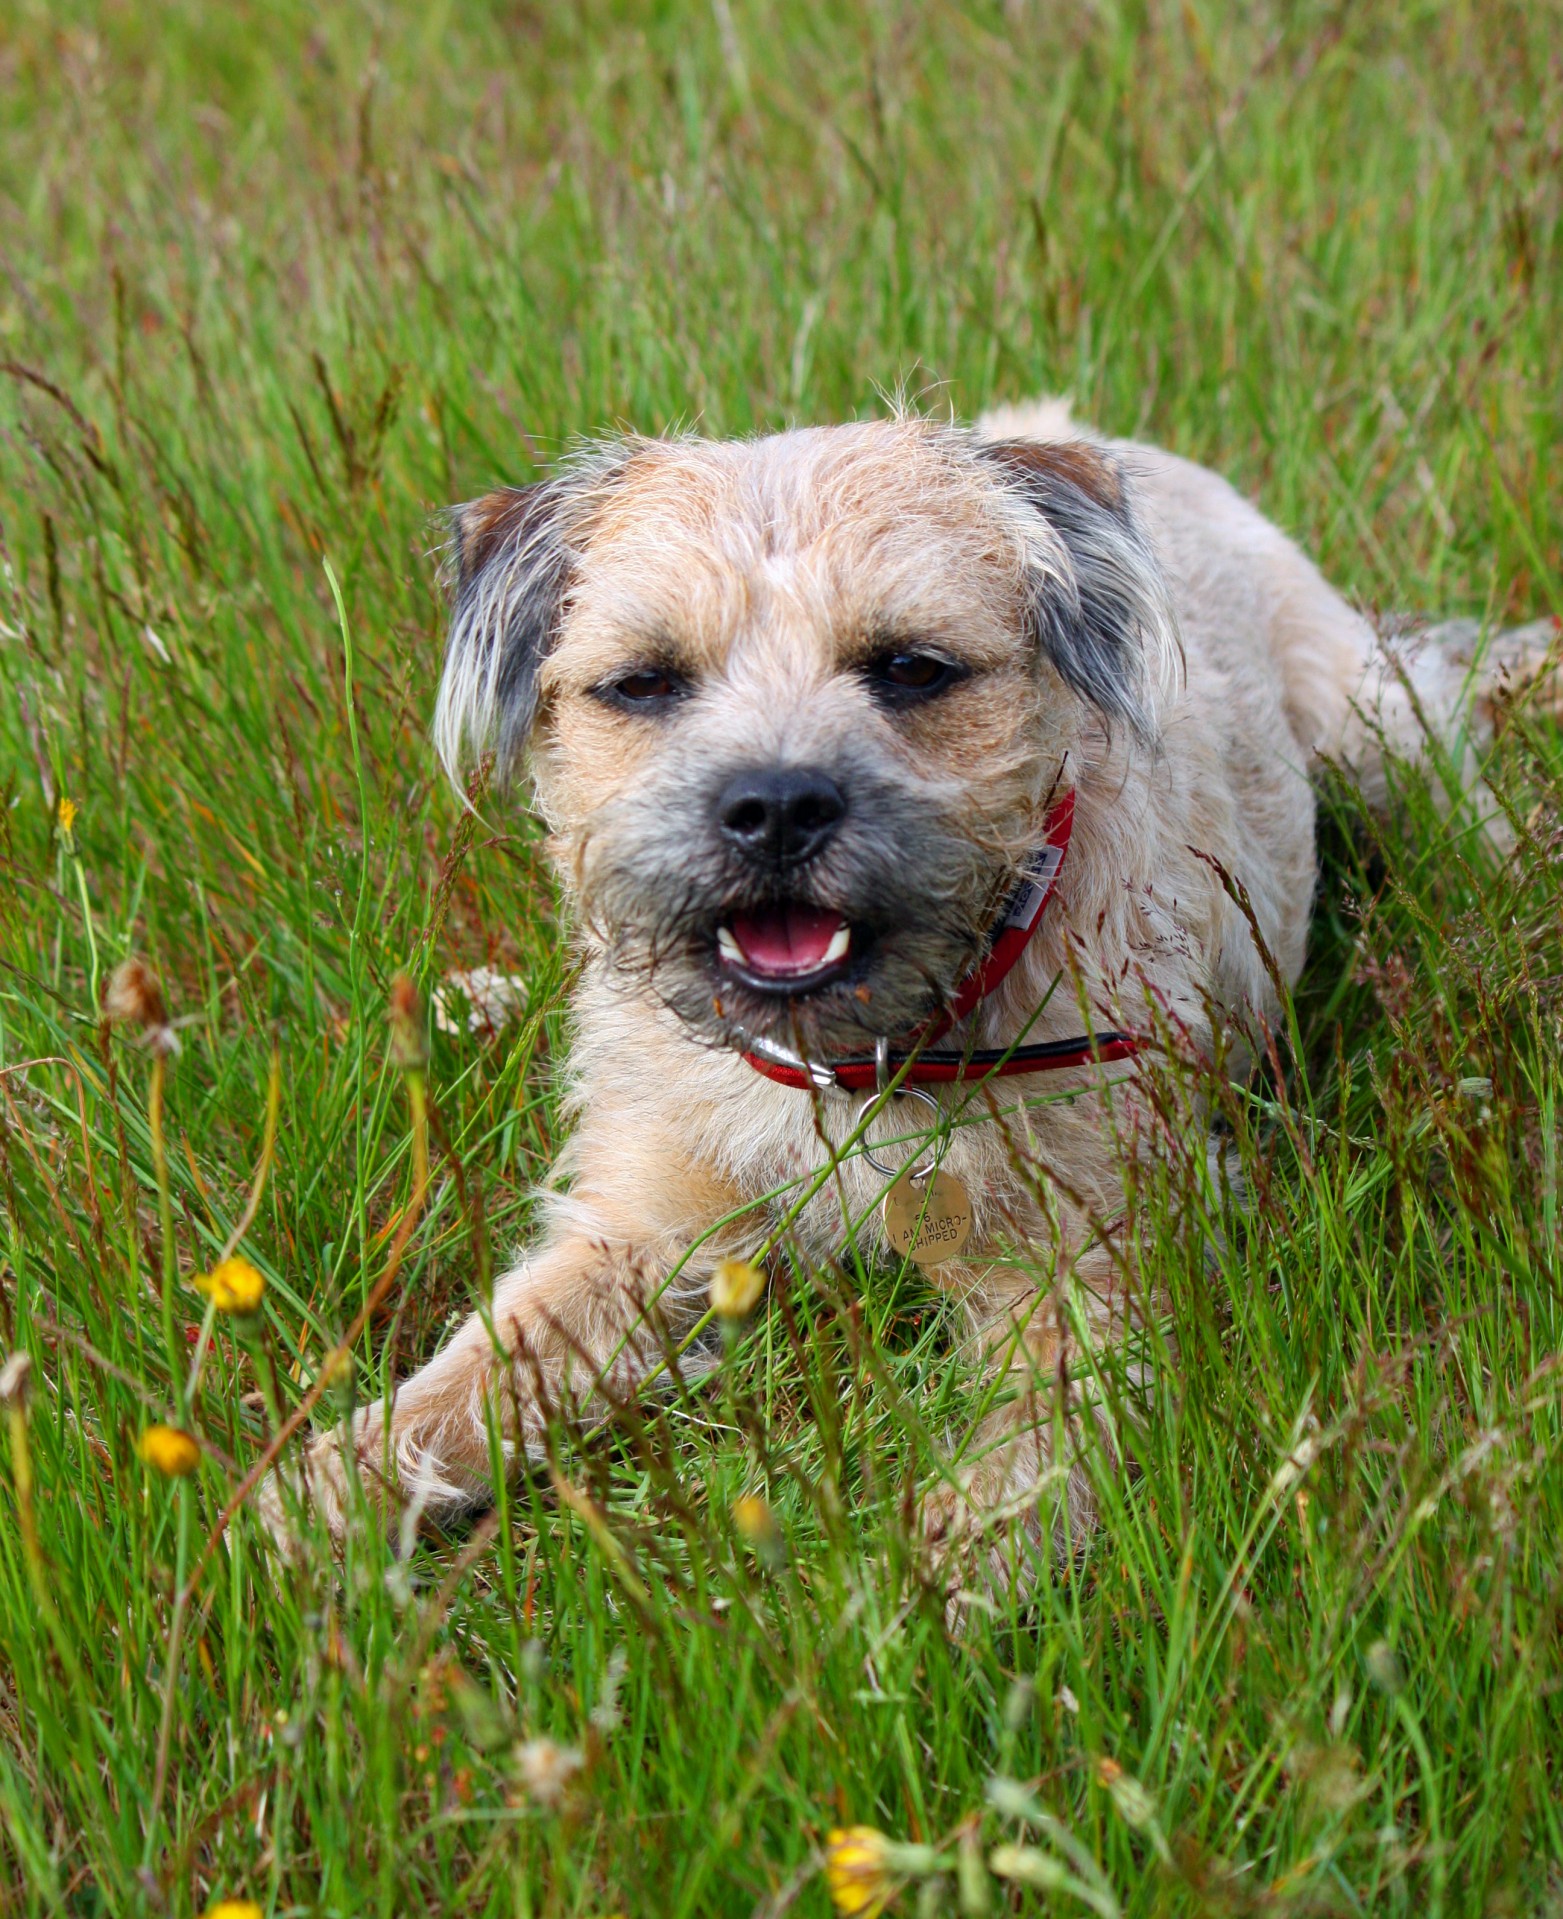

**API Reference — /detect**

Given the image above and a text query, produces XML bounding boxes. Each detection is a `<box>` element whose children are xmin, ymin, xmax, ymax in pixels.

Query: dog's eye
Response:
<box><xmin>865</xmin><ymin>650</ymin><xmax>967</xmax><ymax>705</ymax></box>
<box><xmin>595</xmin><ymin>667</ymin><xmax>688</xmax><ymax>710</ymax></box>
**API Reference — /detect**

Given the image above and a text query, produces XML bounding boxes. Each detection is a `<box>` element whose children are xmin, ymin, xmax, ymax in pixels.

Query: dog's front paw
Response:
<box><xmin>920</xmin><ymin>1430</ymin><xmax>1093</xmax><ymax>1621</ymax></box>
<box><xmin>918</xmin><ymin>1477</ymin><xmax>978</xmax><ymax>1589</ymax></box>
<box><xmin>920</xmin><ymin>1476</ymin><xmax>1035</xmax><ymax>1618</ymax></box>
<box><xmin>255</xmin><ymin>1417</ymin><xmax>392</xmax><ymax>1558</ymax></box>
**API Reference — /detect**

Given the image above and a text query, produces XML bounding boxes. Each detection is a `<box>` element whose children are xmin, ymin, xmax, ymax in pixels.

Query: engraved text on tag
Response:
<box><xmin>882</xmin><ymin>1168</ymin><xmax>973</xmax><ymax>1265</ymax></box>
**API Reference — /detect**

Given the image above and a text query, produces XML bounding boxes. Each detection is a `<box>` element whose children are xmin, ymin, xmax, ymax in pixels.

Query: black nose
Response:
<box><xmin>717</xmin><ymin>766</ymin><xmax>846</xmax><ymax>867</ymax></box>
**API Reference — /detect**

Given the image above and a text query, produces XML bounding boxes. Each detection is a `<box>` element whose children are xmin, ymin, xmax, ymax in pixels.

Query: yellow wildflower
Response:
<box><xmin>200</xmin><ymin>1902</ymin><xmax>264</xmax><ymax>1919</ymax></box>
<box><xmin>709</xmin><ymin>1258</ymin><xmax>766</xmax><ymax>1319</ymax></box>
<box><xmin>194</xmin><ymin>1256</ymin><xmax>266</xmax><ymax>1314</ymax></box>
<box><xmin>734</xmin><ymin>1493</ymin><xmax>785</xmax><ymax>1569</ymax></box>
<box><xmin>138</xmin><ymin>1425</ymin><xmax>201</xmax><ymax>1476</ymax></box>
<box><xmin>57</xmin><ymin>796</ymin><xmax>79</xmax><ymax>841</ymax></box>
<box><xmin>825</xmin><ymin>1827</ymin><xmax>895</xmax><ymax>1917</ymax></box>
<box><xmin>734</xmin><ymin>1493</ymin><xmax>777</xmax><ymax>1541</ymax></box>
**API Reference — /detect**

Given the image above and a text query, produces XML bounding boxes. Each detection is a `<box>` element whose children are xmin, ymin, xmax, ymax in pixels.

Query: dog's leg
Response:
<box><xmin>1316</xmin><ymin>615</ymin><xmax>1561</xmax><ymax>822</ymax></box>
<box><xmin>919</xmin><ymin>1232</ymin><xmax>1147</xmax><ymax>1604</ymax></box>
<box><xmin>264</xmin><ymin>1114</ymin><xmax>742</xmax><ymax>1544</ymax></box>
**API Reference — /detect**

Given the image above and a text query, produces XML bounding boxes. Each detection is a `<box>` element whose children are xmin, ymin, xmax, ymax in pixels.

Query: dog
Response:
<box><xmin>265</xmin><ymin>396</ymin><xmax>1555</xmax><ymax>1580</ymax></box>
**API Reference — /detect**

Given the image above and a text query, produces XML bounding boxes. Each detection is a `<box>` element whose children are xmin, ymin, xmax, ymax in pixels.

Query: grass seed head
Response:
<box><xmin>0</xmin><ymin>1351</ymin><xmax>31</xmax><ymax>1407</ymax></box>
<box><xmin>1095</xmin><ymin>1754</ymin><xmax>1157</xmax><ymax>1827</ymax></box>
<box><xmin>1365</xmin><ymin>1640</ymin><xmax>1404</xmax><ymax>1695</ymax></box>
<box><xmin>104</xmin><ymin>956</ymin><xmax>178</xmax><ymax>1056</ymax></box>
<box><xmin>988</xmin><ymin>1845</ymin><xmax>1068</xmax><ymax>1892</ymax></box>
<box><xmin>388</xmin><ymin>972</ymin><xmax>428</xmax><ymax>1072</ymax></box>
<box><xmin>137</xmin><ymin>1425</ymin><xmax>201</xmax><ymax>1477</ymax></box>
<box><xmin>514</xmin><ymin>1737</ymin><xmax>583</xmax><ymax>1809</ymax></box>
<box><xmin>956</xmin><ymin>1828</ymin><xmax>990</xmax><ymax>1915</ymax></box>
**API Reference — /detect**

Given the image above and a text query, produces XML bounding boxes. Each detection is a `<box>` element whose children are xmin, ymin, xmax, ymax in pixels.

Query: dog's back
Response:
<box><xmin>981</xmin><ymin>396</ymin><xmax>1559</xmax><ymax>827</ymax></box>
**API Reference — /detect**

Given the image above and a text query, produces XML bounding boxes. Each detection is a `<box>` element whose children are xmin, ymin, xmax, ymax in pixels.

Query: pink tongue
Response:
<box><xmin>729</xmin><ymin>906</ymin><xmax>845</xmax><ymax>976</ymax></box>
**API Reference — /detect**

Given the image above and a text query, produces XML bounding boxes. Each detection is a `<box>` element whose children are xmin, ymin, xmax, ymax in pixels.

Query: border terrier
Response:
<box><xmin>268</xmin><ymin>397</ymin><xmax>1556</xmax><ymax>1579</ymax></box>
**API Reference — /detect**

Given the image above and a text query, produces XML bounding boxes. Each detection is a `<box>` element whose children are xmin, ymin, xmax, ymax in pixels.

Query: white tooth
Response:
<box><xmin>822</xmin><ymin>922</ymin><xmax>851</xmax><ymax>964</ymax></box>
<box><xmin>717</xmin><ymin>925</ymin><xmax>743</xmax><ymax>964</ymax></box>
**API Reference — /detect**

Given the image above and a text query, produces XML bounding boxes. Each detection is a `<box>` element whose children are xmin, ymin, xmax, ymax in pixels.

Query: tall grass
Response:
<box><xmin>1</xmin><ymin>1</ymin><xmax>1560</xmax><ymax>1912</ymax></box>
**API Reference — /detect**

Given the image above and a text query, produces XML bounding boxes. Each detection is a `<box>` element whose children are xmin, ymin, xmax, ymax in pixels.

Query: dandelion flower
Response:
<box><xmin>709</xmin><ymin>1258</ymin><xmax>766</xmax><ymax>1319</ymax></box>
<box><xmin>138</xmin><ymin>1425</ymin><xmax>201</xmax><ymax>1477</ymax></box>
<box><xmin>57</xmin><ymin>796</ymin><xmax>79</xmax><ymax>840</ymax></box>
<box><xmin>194</xmin><ymin>1257</ymin><xmax>266</xmax><ymax>1314</ymax></box>
<box><xmin>200</xmin><ymin>1901</ymin><xmax>263</xmax><ymax>1919</ymax></box>
<box><xmin>825</xmin><ymin>1827</ymin><xmax>895</xmax><ymax>1917</ymax></box>
<box><xmin>734</xmin><ymin>1493</ymin><xmax>785</xmax><ymax>1568</ymax></box>
<box><xmin>734</xmin><ymin>1493</ymin><xmax>778</xmax><ymax>1541</ymax></box>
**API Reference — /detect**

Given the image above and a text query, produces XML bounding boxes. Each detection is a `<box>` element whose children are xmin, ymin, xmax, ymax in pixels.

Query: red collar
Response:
<box><xmin>740</xmin><ymin>789</ymin><xmax>1140</xmax><ymax>1092</ymax></box>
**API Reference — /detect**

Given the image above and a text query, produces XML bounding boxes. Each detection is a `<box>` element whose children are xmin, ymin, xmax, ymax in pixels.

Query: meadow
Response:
<box><xmin>1</xmin><ymin>0</ymin><xmax>1561</xmax><ymax>1912</ymax></box>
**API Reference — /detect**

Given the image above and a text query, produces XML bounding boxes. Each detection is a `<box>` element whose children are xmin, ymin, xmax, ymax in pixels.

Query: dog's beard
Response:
<box><xmin>571</xmin><ymin>782</ymin><xmax>1011</xmax><ymax>1060</ymax></box>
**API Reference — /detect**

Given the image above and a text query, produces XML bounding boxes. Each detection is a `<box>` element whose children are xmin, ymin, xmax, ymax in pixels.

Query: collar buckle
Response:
<box><xmin>739</xmin><ymin>1030</ymin><xmax>839</xmax><ymax>1092</ymax></box>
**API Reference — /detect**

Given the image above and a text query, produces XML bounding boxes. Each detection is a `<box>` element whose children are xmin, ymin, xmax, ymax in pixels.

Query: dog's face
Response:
<box><xmin>436</xmin><ymin>418</ymin><xmax>1171</xmax><ymax>1059</ymax></box>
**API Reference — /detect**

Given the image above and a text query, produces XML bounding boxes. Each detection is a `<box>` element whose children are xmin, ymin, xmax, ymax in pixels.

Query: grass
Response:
<box><xmin>1</xmin><ymin>0</ymin><xmax>1561</xmax><ymax>1911</ymax></box>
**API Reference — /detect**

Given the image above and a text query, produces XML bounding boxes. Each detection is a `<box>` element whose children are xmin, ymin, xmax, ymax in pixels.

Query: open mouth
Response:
<box><xmin>716</xmin><ymin>905</ymin><xmax>853</xmax><ymax>994</ymax></box>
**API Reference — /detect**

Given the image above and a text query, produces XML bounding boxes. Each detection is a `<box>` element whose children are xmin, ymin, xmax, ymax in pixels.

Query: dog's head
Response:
<box><xmin>435</xmin><ymin>417</ymin><xmax>1175</xmax><ymax>1059</ymax></box>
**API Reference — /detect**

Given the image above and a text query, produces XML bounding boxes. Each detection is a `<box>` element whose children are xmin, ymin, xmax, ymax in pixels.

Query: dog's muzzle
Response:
<box><xmin>712</xmin><ymin>763</ymin><xmax>856</xmax><ymax>995</ymax></box>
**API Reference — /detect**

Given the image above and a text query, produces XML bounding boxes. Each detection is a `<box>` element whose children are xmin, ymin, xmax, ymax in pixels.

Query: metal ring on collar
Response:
<box><xmin>863</xmin><ymin>1038</ymin><xmax>944</xmax><ymax>1180</ymax></box>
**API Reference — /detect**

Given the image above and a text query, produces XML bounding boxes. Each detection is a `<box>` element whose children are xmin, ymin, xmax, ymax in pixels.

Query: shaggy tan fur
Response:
<box><xmin>261</xmin><ymin>399</ymin><xmax>1558</xmax><ymax>1585</ymax></box>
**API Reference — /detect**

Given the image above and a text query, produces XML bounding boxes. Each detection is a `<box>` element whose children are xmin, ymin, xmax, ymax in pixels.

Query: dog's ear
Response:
<box><xmin>433</xmin><ymin>482</ymin><xmax>574</xmax><ymax>785</ymax></box>
<box><xmin>978</xmin><ymin>438</ymin><xmax>1177</xmax><ymax>739</ymax></box>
